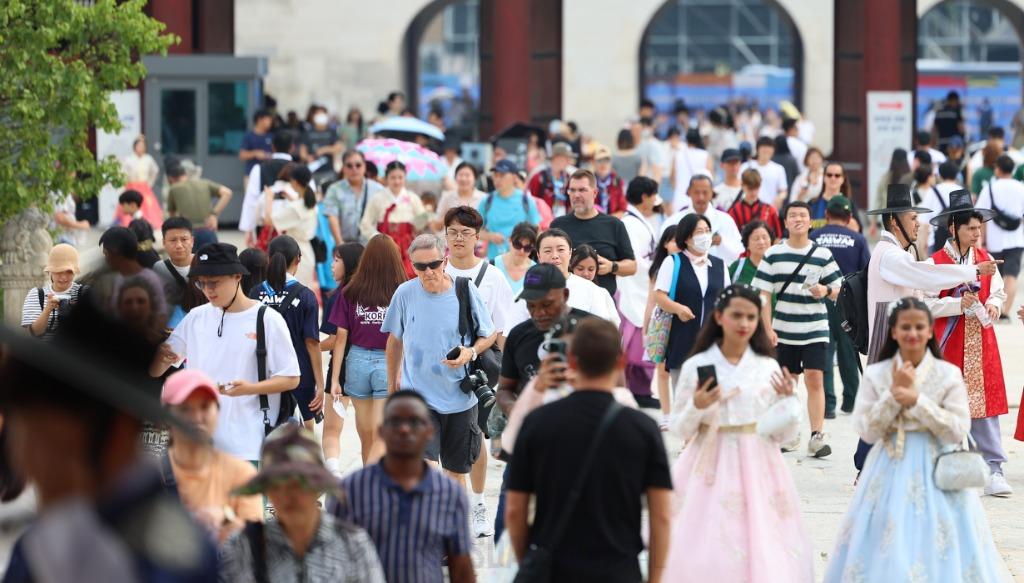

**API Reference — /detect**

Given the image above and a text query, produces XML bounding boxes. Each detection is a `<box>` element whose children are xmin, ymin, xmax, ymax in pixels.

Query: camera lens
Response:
<box><xmin>475</xmin><ymin>385</ymin><xmax>496</xmax><ymax>409</ymax></box>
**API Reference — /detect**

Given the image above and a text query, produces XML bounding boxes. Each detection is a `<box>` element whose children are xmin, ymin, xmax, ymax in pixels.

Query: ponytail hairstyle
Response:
<box><xmin>288</xmin><ymin>164</ymin><xmax>317</xmax><ymax>209</ymax></box>
<box><xmin>688</xmin><ymin>284</ymin><xmax>774</xmax><ymax>359</ymax></box>
<box><xmin>267</xmin><ymin>235</ymin><xmax>302</xmax><ymax>292</ymax></box>
<box><xmin>239</xmin><ymin>248</ymin><xmax>269</xmax><ymax>297</ymax></box>
<box><xmin>877</xmin><ymin>296</ymin><xmax>943</xmax><ymax>362</ymax></box>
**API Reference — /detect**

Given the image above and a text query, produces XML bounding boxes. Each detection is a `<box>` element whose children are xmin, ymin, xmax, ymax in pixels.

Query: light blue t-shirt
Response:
<box><xmin>478</xmin><ymin>189</ymin><xmax>541</xmax><ymax>259</ymax></box>
<box><xmin>381</xmin><ymin>276</ymin><xmax>495</xmax><ymax>414</ymax></box>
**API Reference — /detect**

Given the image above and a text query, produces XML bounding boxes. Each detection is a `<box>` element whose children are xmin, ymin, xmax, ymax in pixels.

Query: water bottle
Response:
<box><xmin>968</xmin><ymin>304</ymin><xmax>994</xmax><ymax>329</ymax></box>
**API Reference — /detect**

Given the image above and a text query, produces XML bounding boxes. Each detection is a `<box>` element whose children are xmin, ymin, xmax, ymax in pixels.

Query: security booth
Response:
<box><xmin>142</xmin><ymin>55</ymin><xmax>267</xmax><ymax>225</ymax></box>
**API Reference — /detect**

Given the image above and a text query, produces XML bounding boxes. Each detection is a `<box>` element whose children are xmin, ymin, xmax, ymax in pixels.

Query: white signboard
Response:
<box><xmin>96</xmin><ymin>90</ymin><xmax>142</xmax><ymax>225</ymax></box>
<box><xmin>866</xmin><ymin>91</ymin><xmax>913</xmax><ymax>212</ymax></box>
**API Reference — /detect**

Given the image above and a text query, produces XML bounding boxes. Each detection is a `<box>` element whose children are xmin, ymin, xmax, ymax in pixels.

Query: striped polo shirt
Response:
<box><xmin>20</xmin><ymin>282</ymin><xmax>84</xmax><ymax>341</ymax></box>
<box><xmin>335</xmin><ymin>461</ymin><xmax>470</xmax><ymax>583</ymax></box>
<box><xmin>751</xmin><ymin>240</ymin><xmax>841</xmax><ymax>345</ymax></box>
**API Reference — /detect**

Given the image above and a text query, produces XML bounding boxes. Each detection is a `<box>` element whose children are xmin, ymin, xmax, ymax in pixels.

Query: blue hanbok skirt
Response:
<box><xmin>825</xmin><ymin>432</ymin><xmax>1002</xmax><ymax>583</ymax></box>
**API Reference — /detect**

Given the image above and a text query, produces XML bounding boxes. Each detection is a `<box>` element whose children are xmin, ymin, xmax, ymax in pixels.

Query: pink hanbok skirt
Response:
<box><xmin>664</xmin><ymin>431</ymin><xmax>814</xmax><ymax>583</ymax></box>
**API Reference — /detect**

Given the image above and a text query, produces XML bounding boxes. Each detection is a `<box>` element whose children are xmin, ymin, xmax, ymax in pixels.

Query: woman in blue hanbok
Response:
<box><xmin>825</xmin><ymin>297</ymin><xmax>1002</xmax><ymax>583</ymax></box>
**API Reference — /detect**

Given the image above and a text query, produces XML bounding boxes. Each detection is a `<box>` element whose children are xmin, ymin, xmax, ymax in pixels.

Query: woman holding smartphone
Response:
<box><xmin>666</xmin><ymin>284</ymin><xmax>813</xmax><ymax>582</ymax></box>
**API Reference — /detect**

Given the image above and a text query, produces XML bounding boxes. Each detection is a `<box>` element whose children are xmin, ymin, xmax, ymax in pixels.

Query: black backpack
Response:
<box><xmin>837</xmin><ymin>269</ymin><xmax>869</xmax><ymax>356</ymax></box>
<box><xmin>255</xmin><ymin>283</ymin><xmax>307</xmax><ymax>435</ymax></box>
<box><xmin>930</xmin><ymin>187</ymin><xmax>951</xmax><ymax>254</ymax></box>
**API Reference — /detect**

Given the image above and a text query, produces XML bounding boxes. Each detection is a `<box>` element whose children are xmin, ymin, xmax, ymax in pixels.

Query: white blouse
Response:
<box><xmin>670</xmin><ymin>344</ymin><xmax>797</xmax><ymax>444</ymax></box>
<box><xmin>854</xmin><ymin>352</ymin><xmax>970</xmax><ymax>446</ymax></box>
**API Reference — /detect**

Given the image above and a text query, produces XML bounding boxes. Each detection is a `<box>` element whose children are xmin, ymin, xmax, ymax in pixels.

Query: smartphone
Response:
<box><xmin>545</xmin><ymin>338</ymin><xmax>568</xmax><ymax>362</ymax></box>
<box><xmin>446</xmin><ymin>346</ymin><xmax>462</xmax><ymax>361</ymax></box>
<box><xmin>697</xmin><ymin>365</ymin><xmax>718</xmax><ymax>391</ymax></box>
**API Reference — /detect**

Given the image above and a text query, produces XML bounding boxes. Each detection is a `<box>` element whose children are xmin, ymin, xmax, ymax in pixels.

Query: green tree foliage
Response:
<box><xmin>0</xmin><ymin>0</ymin><xmax>176</xmax><ymax>222</ymax></box>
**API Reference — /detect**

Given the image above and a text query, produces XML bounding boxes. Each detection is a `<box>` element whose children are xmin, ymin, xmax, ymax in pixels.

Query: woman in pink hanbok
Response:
<box><xmin>665</xmin><ymin>283</ymin><xmax>814</xmax><ymax>582</ymax></box>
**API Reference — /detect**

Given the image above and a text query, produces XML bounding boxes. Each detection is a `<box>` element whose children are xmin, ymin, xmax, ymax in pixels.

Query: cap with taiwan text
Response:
<box><xmin>517</xmin><ymin>263</ymin><xmax>567</xmax><ymax>302</ymax></box>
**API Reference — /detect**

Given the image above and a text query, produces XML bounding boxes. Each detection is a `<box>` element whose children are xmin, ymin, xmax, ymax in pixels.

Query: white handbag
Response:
<box><xmin>934</xmin><ymin>434</ymin><xmax>989</xmax><ymax>491</ymax></box>
<box><xmin>756</xmin><ymin>394</ymin><xmax>801</xmax><ymax>439</ymax></box>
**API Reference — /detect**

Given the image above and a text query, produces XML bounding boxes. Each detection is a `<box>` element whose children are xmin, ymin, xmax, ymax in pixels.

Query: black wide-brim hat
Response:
<box><xmin>929</xmin><ymin>188</ymin><xmax>997</xmax><ymax>226</ymax></box>
<box><xmin>190</xmin><ymin>242</ymin><xmax>250</xmax><ymax>277</ymax></box>
<box><xmin>866</xmin><ymin>183</ymin><xmax>933</xmax><ymax>216</ymax></box>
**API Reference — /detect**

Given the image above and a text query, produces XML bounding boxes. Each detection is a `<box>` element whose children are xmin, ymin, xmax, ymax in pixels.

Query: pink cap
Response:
<box><xmin>161</xmin><ymin>369</ymin><xmax>220</xmax><ymax>406</ymax></box>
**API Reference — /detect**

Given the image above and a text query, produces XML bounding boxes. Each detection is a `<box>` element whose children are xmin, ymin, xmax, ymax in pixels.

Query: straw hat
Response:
<box><xmin>45</xmin><ymin>244</ymin><xmax>80</xmax><ymax>274</ymax></box>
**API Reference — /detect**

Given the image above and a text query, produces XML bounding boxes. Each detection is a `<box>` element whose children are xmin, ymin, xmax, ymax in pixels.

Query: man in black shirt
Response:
<box><xmin>933</xmin><ymin>90</ymin><xmax>966</xmax><ymax>153</ymax></box>
<box><xmin>492</xmin><ymin>263</ymin><xmax>589</xmax><ymax>539</ymax></box>
<box><xmin>550</xmin><ymin>169</ymin><xmax>636</xmax><ymax>295</ymax></box>
<box><xmin>506</xmin><ymin>317</ymin><xmax>672</xmax><ymax>583</ymax></box>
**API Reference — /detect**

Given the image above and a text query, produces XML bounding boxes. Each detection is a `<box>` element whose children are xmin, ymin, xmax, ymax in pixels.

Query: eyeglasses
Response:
<box><xmin>412</xmin><ymin>259</ymin><xmax>444</xmax><ymax>272</ymax></box>
<box><xmin>383</xmin><ymin>417</ymin><xmax>429</xmax><ymax>430</ymax></box>
<box><xmin>445</xmin><ymin>229</ymin><xmax>477</xmax><ymax>240</ymax></box>
<box><xmin>193</xmin><ymin>278</ymin><xmax>226</xmax><ymax>291</ymax></box>
<box><xmin>825</xmin><ymin>173</ymin><xmax>843</xmax><ymax>178</ymax></box>
<box><xmin>512</xmin><ymin>240</ymin><xmax>535</xmax><ymax>253</ymax></box>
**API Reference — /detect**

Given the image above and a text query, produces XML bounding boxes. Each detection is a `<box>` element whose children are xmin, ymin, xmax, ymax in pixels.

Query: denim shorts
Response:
<box><xmin>344</xmin><ymin>345</ymin><xmax>388</xmax><ymax>400</ymax></box>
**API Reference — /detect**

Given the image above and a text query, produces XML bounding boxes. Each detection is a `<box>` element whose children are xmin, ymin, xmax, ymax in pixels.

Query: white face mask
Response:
<box><xmin>313</xmin><ymin>113</ymin><xmax>329</xmax><ymax>126</ymax></box>
<box><xmin>691</xmin><ymin>233</ymin><xmax>712</xmax><ymax>254</ymax></box>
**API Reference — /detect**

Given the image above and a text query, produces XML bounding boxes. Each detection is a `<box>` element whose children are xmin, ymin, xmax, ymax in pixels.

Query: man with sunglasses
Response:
<box><xmin>150</xmin><ymin>243</ymin><xmax>300</xmax><ymax>464</ymax></box>
<box><xmin>323</xmin><ymin>150</ymin><xmax>385</xmax><ymax>245</ymax></box>
<box><xmin>443</xmin><ymin>205</ymin><xmax>515</xmax><ymax>537</ymax></box>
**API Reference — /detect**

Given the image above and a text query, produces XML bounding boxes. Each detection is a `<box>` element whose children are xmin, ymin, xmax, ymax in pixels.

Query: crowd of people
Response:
<box><xmin>4</xmin><ymin>88</ymin><xmax>1024</xmax><ymax>583</ymax></box>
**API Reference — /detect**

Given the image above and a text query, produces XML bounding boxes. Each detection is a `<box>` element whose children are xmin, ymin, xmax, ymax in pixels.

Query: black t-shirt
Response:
<box><xmin>302</xmin><ymin>129</ymin><xmax>339</xmax><ymax>156</ymax></box>
<box><xmin>500</xmin><ymin>308</ymin><xmax>591</xmax><ymax>392</ymax></box>
<box><xmin>507</xmin><ymin>390</ymin><xmax>672</xmax><ymax>582</ymax></box>
<box><xmin>933</xmin><ymin>105</ymin><xmax>964</xmax><ymax>141</ymax></box>
<box><xmin>550</xmin><ymin>213</ymin><xmax>635</xmax><ymax>295</ymax></box>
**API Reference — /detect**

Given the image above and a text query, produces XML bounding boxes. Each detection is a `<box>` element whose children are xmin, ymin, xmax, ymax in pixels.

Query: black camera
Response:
<box><xmin>460</xmin><ymin>369</ymin><xmax>496</xmax><ymax>409</ymax></box>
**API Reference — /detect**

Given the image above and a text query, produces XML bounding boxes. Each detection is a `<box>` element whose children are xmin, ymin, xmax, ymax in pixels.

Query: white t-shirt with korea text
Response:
<box><xmin>167</xmin><ymin>302</ymin><xmax>300</xmax><ymax>461</ymax></box>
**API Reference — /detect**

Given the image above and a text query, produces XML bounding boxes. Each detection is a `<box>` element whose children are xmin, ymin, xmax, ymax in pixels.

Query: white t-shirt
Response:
<box><xmin>673</xmin><ymin>147</ymin><xmax>711</xmax><ymax>204</ymax></box>
<box><xmin>976</xmin><ymin>178</ymin><xmax>1024</xmax><ymax>252</ymax></box>
<box><xmin>918</xmin><ymin>182</ymin><xmax>959</xmax><ymax>249</ymax></box>
<box><xmin>618</xmin><ymin>206</ymin><xmax>662</xmax><ymax>328</ymax></box>
<box><xmin>660</xmin><ymin>206</ymin><xmax>743</xmax><ymax>266</ymax></box>
<box><xmin>445</xmin><ymin>259</ymin><xmax>515</xmax><ymax>336</ymax></box>
<box><xmin>741</xmin><ymin>160</ymin><xmax>788</xmax><ymax>204</ymax></box>
<box><xmin>786</xmin><ymin>136</ymin><xmax>808</xmax><ymax>173</ymax></box>
<box><xmin>166</xmin><ymin>302</ymin><xmax>300</xmax><ymax>461</ymax></box>
<box><xmin>713</xmin><ymin>182</ymin><xmax>742</xmax><ymax>211</ymax></box>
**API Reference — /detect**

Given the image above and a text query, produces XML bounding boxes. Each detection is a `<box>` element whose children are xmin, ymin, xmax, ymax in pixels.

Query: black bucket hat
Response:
<box><xmin>929</xmin><ymin>188</ymin><xmax>996</xmax><ymax>226</ymax></box>
<box><xmin>191</xmin><ymin>243</ymin><xmax>250</xmax><ymax>277</ymax></box>
<box><xmin>866</xmin><ymin>183</ymin><xmax>932</xmax><ymax>216</ymax></box>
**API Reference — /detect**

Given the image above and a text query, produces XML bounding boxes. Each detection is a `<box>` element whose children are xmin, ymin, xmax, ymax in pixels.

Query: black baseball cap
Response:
<box><xmin>191</xmin><ymin>243</ymin><xmax>250</xmax><ymax>277</ymax></box>
<box><xmin>517</xmin><ymin>263</ymin><xmax>567</xmax><ymax>301</ymax></box>
<box><xmin>721</xmin><ymin>148</ymin><xmax>741</xmax><ymax>163</ymax></box>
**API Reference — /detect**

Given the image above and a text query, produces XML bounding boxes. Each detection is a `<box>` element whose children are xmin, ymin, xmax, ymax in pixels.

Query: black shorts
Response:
<box><xmin>991</xmin><ymin>247</ymin><xmax>1023</xmax><ymax>279</ymax></box>
<box><xmin>776</xmin><ymin>341</ymin><xmax>828</xmax><ymax>375</ymax></box>
<box><xmin>293</xmin><ymin>385</ymin><xmax>318</xmax><ymax>422</ymax></box>
<box><xmin>425</xmin><ymin>405</ymin><xmax>482</xmax><ymax>474</ymax></box>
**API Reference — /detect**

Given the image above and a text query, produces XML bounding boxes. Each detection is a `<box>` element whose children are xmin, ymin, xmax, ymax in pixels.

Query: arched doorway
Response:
<box><xmin>639</xmin><ymin>0</ymin><xmax>803</xmax><ymax>135</ymax></box>
<box><xmin>404</xmin><ymin>0</ymin><xmax>480</xmax><ymax>141</ymax></box>
<box><xmin>918</xmin><ymin>0</ymin><xmax>1024</xmax><ymax>144</ymax></box>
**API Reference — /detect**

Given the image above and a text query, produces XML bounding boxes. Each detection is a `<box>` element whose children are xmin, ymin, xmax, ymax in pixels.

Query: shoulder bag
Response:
<box><xmin>934</xmin><ymin>433</ymin><xmax>989</xmax><ymax>491</ymax></box>
<box><xmin>645</xmin><ymin>254</ymin><xmax>682</xmax><ymax>363</ymax></box>
<box><xmin>777</xmin><ymin>243</ymin><xmax>819</xmax><ymax>298</ymax></box>
<box><xmin>513</xmin><ymin>400</ymin><xmax>623</xmax><ymax>583</ymax></box>
<box><xmin>985</xmin><ymin>180</ymin><xmax>1022</xmax><ymax>231</ymax></box>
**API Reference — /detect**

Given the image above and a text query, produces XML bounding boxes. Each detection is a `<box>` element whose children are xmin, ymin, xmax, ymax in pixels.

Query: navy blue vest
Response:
<box><xmin>665</xmin><ymin>255</ymin><xmax>725</xmax><ymax>370</ymax></box>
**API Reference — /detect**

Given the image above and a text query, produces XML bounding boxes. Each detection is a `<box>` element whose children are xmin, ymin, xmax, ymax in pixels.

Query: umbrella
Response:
<box><xmin>368</xmin><ymin>117</ymin><xmax>445</xmax><ymax>142</ymax></box>
<box><xmin>356</xmin><ymin>138</ymin><xmax>448</xmax><ymax>182</ymax></box>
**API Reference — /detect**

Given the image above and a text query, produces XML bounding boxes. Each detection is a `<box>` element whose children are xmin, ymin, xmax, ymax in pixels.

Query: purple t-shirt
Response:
<box><xmin>328</xmin><ymin>292</ymin><xmax>389</xmax><ymax>350</ymax></box>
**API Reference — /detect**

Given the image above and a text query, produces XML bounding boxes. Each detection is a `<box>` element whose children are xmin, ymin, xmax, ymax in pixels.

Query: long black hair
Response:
<box><xmin>239</xmin><ymin>248</ymin><xmax>268</xmax><ymax>297</ymax></box>
<box><xmin>688</xmin><ymin>284</ymin><xmax>775</xmax><ymax>359</ymax></box>
<box><xmin>876</xmin><ymin>296</ymin><xmax>943</xmax><ymax>361</ymax></box>
<box><xmin>288</xmin><ymin>165</ymin><xmax>317</xmax><ymax>209</ymax></box>
<box><xmin>267</xmin><ymin>235</ymin><xmax>301</xmax><ymax>292</ymax></box>
<box><xmin>334</xmin><ymin>242</ymin><xmax>365</xmax><ymax>289</ymax></box>
<box><xmin>650</xmin><ymin>225</ymin><xmax>678</xmax><ymax>281</ymax></box>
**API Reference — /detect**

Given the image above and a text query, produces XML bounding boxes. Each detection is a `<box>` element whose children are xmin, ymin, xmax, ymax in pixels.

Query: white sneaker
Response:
<box><xmin>807</xmin><ymin>433</ymin><xmax>832</xmax><ymax>458</ymax></box>
<box><xmin>472</xmin><ymin>502</ymin><xmax>493</xmax><ymax>538</ymax></box>
<box><xmin>781</xmin><ymin>432</ymin><xmax>801</xmax><ymax>453</ymax></box>
<box><xmin>985</xmin><ymin>473</ymin><xmax>1013</xmax><ymax>497</ymax></box>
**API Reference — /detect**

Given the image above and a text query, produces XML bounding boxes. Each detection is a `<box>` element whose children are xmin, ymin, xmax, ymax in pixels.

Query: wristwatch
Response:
<box><xmin>470</xmin><ymin>347</ymin><xmax>479</xmax><ymax>361</ymax></box>
<box><xmin>611</xmin><ymin>261</ymin><xmax>619</xmax><ymax>274</ymax></box>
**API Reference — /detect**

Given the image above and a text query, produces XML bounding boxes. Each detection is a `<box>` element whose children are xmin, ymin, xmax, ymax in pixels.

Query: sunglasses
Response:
<box><xmin>412</xmin><ymin>259</ymin><xmax>444</xmax><ymax>272</ymax></box>
<box><xmin>825</xmin><ymin>173</ymin><xmax>843</xmax><ymax>178</ymax></box>
<box><xmin>512</xmin><ymin>240</ymin><xmax>535</xmax><ymax>253</ymax></box>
